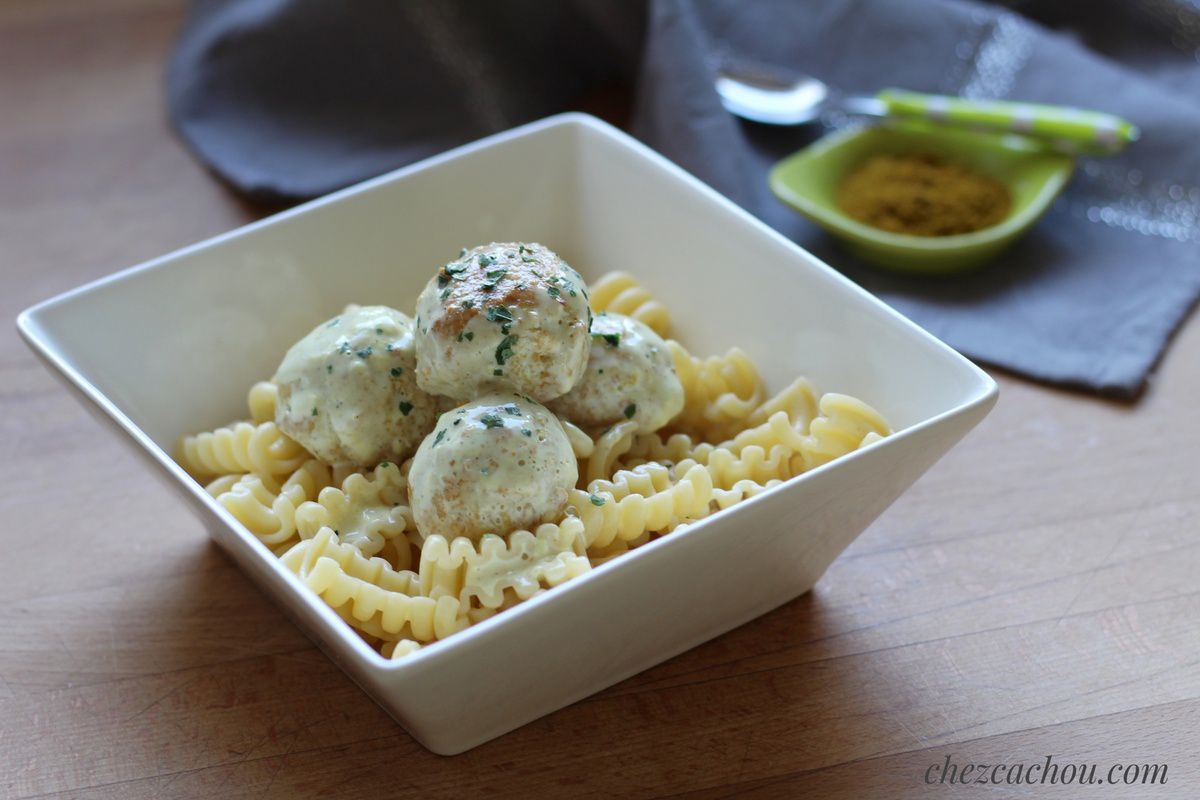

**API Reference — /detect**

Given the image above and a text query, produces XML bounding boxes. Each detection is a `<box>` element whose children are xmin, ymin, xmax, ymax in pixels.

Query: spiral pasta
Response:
<box><xmin>212</xmin><ymin>459</ymin><xmax>334</xmax><ymax>550</ymax></box>
<box><xmin>569</xmin><ymin>462</ymin><xmax>714</xmax><ymax>551</ymax></box>
<box><xmin>588</xmin><ymin>271</ymin><xmax>672</xmax><ymax>337</ymax></box>
<box><xmin>294</xmin><ymin>461</ymin><xmax>414</xmax><ymax>559</ymax></box>
<box><xmin>247</xmin><ymin>381</ymin><xmax>279</xmax><ymax>424</ymax></box>
<box><xmin>179</xmin><ymin>267</ymin><xmax>893</xmax><ymax>659</ymax></box>
<box><xmin>418</xmin><ymin>518</ymin><xmax>590</xmax><ymax>610</ymax></box>
<box><xmin>281</xmin><ymin>528</ymin><xmax>466</xmax><ymax>643</ymax></box>
<box><xmin>795</xmin><ymin>393</ymin><xmax>892</xmax><ymax>471</ymax></box>
<box><xmin>382</xmin><ymin>639</ymin><xmax>423</xmax><ymax>660</ymax></box>
<box><xmin>178</xmin><ymin>420</ymin><xmax>308</xmax><ymax>480</ymax></box>
<box><xmin>666</xmin><ymin>340</ymin><xmax>766</xmax><ymax>442</ymax></box>
<box><xmin>582</xmin><ymin>420</ymin><xmax>638</xmax><ymax>486</ymax></box>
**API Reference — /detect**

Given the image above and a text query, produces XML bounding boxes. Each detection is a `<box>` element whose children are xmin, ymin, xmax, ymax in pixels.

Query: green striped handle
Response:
<box><xmin>877</xmin><ymin>89</ymin><xmax>1139</xmax><ymax>155</ymax></box>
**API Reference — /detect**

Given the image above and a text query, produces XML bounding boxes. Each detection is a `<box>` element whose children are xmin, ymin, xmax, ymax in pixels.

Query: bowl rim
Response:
<box><xmin>768</xmin><ymin>124</ymin><xmax>1077</xmax><ymax>252</ymax></box>
<box><xmin>16</xmin><ymin>112</ymin><xmax>999</xmax><ymax>676</ymax></box>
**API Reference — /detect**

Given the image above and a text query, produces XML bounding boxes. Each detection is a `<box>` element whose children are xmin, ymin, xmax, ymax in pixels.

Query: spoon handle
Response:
<box><xmin>875</xmin><ymin>89</ymin><xmax>1139</xmax><ymax>155</ymax></box>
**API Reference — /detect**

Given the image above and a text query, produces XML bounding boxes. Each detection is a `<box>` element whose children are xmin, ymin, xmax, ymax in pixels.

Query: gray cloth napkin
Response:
<box><xmin>169</xmin><ymin>0</ymin><xmax>1200</xmax><ymax>398</ymax></box>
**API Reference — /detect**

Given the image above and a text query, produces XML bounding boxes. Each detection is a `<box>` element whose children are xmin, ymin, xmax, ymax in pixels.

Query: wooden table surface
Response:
<box><xmin>3</xmin><ymin>2</ymin><xmax>1197</xmax><ymax>798</ymax></box>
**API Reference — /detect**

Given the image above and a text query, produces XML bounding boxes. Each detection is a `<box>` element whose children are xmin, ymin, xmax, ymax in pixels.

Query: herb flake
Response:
<box><xmin>494</xmin><ymin>334</ymin><xmax>517</xmax><ymax>365</ymax></box>
<box><xmin>593</xmin><ymin>332</ymin><xmax>620</xmax><ymax>348</ymax></box>
<box><xmin>485</xmin><ymin>305</ymin><xmax>514</xmax><ymax>325</ymax></box>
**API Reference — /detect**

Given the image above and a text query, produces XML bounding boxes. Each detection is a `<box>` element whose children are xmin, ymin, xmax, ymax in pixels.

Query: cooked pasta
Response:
<box><xmin>178</xmin><ymin>255</ymin><xmax>891</xmax><ymax>657</ymax></box>
<box><xmin>179</xmin><ymin>420</ymin><xmax>308</xmax><ymax>479</ymax></box>
<box><xmin>588</xmin><ymin>271</ymin><xmax>672</xmax><ymax>337</ymax></box>
<box><xmin>667</xmin><ymin>341</ymin><xmax>766</xmax><ymax>441</ymax></box>
<box><xmin>293</xmin><ymin>461</ymin><xmax>413</xmax><ymax>558</ymax></box>
<box><xmin>213</xmin><ymin>459</ymin><xmax>333</xmax><ymax>550</ymax></box>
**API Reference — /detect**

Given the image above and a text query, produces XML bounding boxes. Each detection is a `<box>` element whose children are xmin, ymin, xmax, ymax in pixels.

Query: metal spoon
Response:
<box><xmin>714</xmin><ymin>62</ymin><xmax>1138</xmax><ymax>155</ymax></box>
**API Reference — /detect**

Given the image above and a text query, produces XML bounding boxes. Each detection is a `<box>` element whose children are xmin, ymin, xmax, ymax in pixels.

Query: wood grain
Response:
<box><xmin>2</xmin><ymin>1</ymin><xmax>1197</xmax><ymax>798</ymax></box>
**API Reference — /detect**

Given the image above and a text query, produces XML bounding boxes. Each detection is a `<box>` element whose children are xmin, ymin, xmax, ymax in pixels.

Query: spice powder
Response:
<box><xmin>837</xmin><ymin>153</ymin><xmax>1011</xmax><ymax>236</ymax></box>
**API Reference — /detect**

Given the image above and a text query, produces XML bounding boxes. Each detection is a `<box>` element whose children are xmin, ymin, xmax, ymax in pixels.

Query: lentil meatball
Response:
<box><xmin>408</xmin><ymin>392</ymin><xmax>577</xmax><ymax>541</ymax></box>
<box><xmin>548</xmin><ymin>312</ymin><xmax>684</xmax><ymax>434</ymax></box>
<box><xmin>413</xmin><ymin>242</ymin><xmax>591</xmax><ymax>403</ymax></box>
<box><xmin>272</xmin><ymin>305</ymin><xmax>439</xmax><ymax>468</ymax></box>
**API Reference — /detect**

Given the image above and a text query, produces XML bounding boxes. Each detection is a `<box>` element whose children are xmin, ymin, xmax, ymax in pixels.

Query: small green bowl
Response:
<box><xmin>768</xmin><ymin>124</ymin><xmax>1076</xmax><ymax>274</ymax></box>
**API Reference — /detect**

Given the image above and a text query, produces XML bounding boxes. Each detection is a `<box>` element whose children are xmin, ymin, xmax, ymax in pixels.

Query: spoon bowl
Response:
<box><xmin>714</xmin><ymin>67</ymin><xmax>831</xmax><ymax>125</ymax></box>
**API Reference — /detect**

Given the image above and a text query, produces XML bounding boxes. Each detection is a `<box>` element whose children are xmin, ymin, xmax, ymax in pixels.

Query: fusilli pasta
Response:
<box><xmin>588</xmin><ymin>271</ymin><xmax>672</xmax><ymax>336</ymax></box>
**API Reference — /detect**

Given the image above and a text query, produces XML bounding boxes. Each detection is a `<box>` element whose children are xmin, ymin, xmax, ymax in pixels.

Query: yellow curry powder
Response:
<box><xmin>836</xmin><ymin>153</ymin><xmax>1011</xmax><ymax>236</ymax></box>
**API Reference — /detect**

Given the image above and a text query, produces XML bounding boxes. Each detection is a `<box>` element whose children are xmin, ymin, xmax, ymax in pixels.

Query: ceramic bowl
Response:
<box><xmin>769</xmin><ymin>123</ymin><xmax>1076</xmax><ymax>274</ymax></box>
<box><xmin>18</xmin><ymin>114</ymin><xmax>997</xmax><ymax>754</ymax></box>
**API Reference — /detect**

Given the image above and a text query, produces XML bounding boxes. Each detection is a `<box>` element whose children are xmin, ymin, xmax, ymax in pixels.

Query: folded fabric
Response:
<box><xmin>169</xmin><ymin>0</ymin><xmax>1200</xmax><ymax>397</ymax></box>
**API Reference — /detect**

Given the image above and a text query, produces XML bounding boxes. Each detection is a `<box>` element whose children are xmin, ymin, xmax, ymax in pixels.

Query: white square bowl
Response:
<box><xmin>17</xmin><ymin>113</ymin><xmax>997</xmax><ymax>755</ymax></box>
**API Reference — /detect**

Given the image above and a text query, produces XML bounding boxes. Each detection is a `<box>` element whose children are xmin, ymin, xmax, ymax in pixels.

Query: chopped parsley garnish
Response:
<box><xmin>480</xmin><ymin>413</ymin><xmax>504</xmax><ymax>429</ymax></box>
<box><xmin>326</xmin><ymin>364</ymin><xmax>333</xmax><ymax>374</ymax></box>
<box><xmin>503</xmin><ymin>404</ymin><xmax>522</xmax><ymax>416</ymax></box>
<box><xmin>440</xmin><ymin>287</ymin><xmax>452</xmax><ymax>300</ymax></box>
<box><xmin>593</xmin><ymin>332</ymin><xmax>621</xmax><ymax>347</ymax></box>
<box><xmin>494</xmin><ymin>334</ymin><xmax>517</xmax><ymax>365</ymax></box>
<box><xmin>493</xmin><ymin>368</ymin><xmax>504</xmax><ymax>376</ymax></box>
<box><xmin>461</xmin><ymin>299</ymin><xmax>474</xmax><ymax>309</ymax></box>
<box><xmin>457</xmin><ymin>330</ymin><xmax>474</xmax><ymax>342</ymax></box>
<box><xmin>481</xmin><ymin>268</ymin><xmax>507</xmax><ymax>292</ymax></box>
<box><xmin>478</xmin><ymin>253</ymin><xmax>496</xmax><ymax>267</ymax></box>
<box><xmin>355</xmin><ymin>346</ymin><xmax>373</xmax><ymax>359</ymax></box>
<box><xmin>439</xmin><ymin>263</ymin><xmax>469</xmax><ymax>287</ymax></box>
<box><xmin>390</xmin><ymin>367</ymin><xmax>403</xmax><ymax>377</ymax></box>
<box><xmin>453</xmin><ymin>418</ymin><xmax>462</xmax><ymax>426</ymax></box>
<box><xmin>398</xmin><ymin>401</ymin><xmax>414</xmax><ymax>416</ymax></box>
<box><xmin>519</xmin><ymin>244</ymin><xmax>529</xmax><ymax>253</ymax></box>
<box><xmin>433</xmin><ymin>428</ymin><xmax>447</xmax><ymax>446</ymax></box>
<box><xmin>459</xmin><ymin>247</ymin><xmax>468</xmax><ymax>257</ymax></box>
<box><xmin>547</xmin><ymin>285</ymin><xmax>560</xmax><ymax>299</ymax></box>
<box><xmin>521</xmin><ymin>428</ymin><xmax>532</xmax><ymax>437</ymax></box>
<box><xmin>486</xmin><ymin>305</ymin><xmax>514</xmax><ymax>324</ymax></box>
<box><xmin>522</xmin><ymin>256</ymin><xmax>538</xmax><ymax>264</ymax></box>
<box><xmin>589</xmin><ymin>494</ymin><xmax>606</xmax><ymax>507</ymax></box>
<box><xmin>624</xmin><ymin>403</ymin><xmax>637</xmax><ymax>419</ymax></box>
<box><xmin>375</xmin><ymin>327</ymin><xmax>384</xmax><ymax>335</ymax></box>
<box><xmin>311</xmin><ymin>407</ymin><xmax>318</xmax><ymax>417</ymax></box>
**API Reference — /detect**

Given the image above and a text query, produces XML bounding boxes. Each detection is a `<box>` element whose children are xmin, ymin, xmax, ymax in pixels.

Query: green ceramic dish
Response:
<box><xmin>768</xmin><ymin>124</ymin><xmax>1077</xmax><ymax>274</ymax></box>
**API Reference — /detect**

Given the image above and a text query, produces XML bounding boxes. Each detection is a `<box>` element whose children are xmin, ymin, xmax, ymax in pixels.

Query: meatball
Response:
<box><xmin>272</xmin><ymin>305</ymin><xmax>440</xmax><ymax>468</ymax></box>
<box><xmin>414</xmin><ymin>242</ymin><xmax>591</xmax><ymax>403</ymax></box>
<box><xmin>548</xmin><ymin>312</ymin><xmax>684</xmax><ymax>434</ymax></box>
<box><xmin>408</xmin><ymin>393</ymin><xmax>577</xmax><ymax>541</ymax></box>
